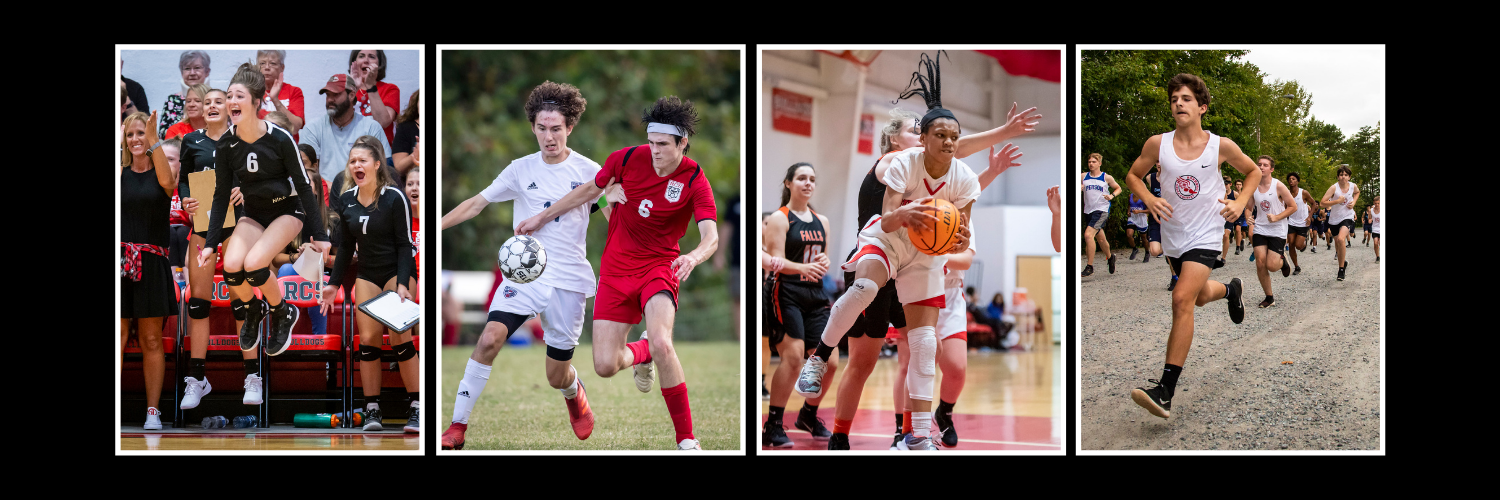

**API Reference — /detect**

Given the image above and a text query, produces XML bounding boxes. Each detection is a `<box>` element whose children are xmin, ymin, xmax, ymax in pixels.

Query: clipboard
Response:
<box><xmin>357</xmin><ymin>290</ymin><xmax>420</xmax><ymax>333</ymax></box>
<box><xmin>188</xmin><ymin>170</ymin><xmax>236</xmax><ymax>232</ymax></box>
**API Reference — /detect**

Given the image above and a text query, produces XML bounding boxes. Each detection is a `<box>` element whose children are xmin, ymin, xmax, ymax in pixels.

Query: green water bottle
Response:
<box><xmin>293</xmin><ymin>413</ymin><xmax>341</xmax><ymax>428</ymax></box>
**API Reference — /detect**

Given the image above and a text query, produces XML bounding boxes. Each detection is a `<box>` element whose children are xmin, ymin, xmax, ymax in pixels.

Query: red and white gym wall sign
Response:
<box><xmin>773</xmin><ymin>87</ymin><xmax>813</xmax><ymax>137</ymax></box>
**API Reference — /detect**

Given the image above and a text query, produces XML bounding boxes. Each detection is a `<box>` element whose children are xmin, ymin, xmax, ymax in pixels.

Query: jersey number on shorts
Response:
<box><xmin>638</xmin><ymin>199</ymin><xmax>653</xmax><ymax>218</ymax></box>
<box><xmin>247</xmin><ymin>152</ymin><xmax>258</xmax><ymax>172</ymax></box>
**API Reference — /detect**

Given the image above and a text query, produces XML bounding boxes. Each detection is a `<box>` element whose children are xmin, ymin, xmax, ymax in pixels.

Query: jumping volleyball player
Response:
<box><xmin>197</xmin><ymin>64</ymin><xmax>328</xmax><ymax>359</ymax></box>
<box><xmin>795</xmin><ymin>52</ymin><xmax>981</xmax><ymax>451</ymax></box>
<box><xmin>1321</xmin><ymin>164</ymin><xmax>1360</xmax><ymax>281</ymax></box>
<box><xmin>1123</xmin><ymin>73</ymin><xmax>1260</xmax><ymax>419</ymax></box>
<box><xmin>440</xmin><ymin>82</ymin><xmax>611</xmax><ymax>449</ymax></box>
<box><xmin>517</xmin><ymin>95</ymin><xmax>718</xmax><ymax>450</ymax></box>
<box><xmin>1248</xmin><ymin>156</ymin><xmax>1297</xmax><ymax>307</ymax></box>
<box><xmin>1081</xmin><ymin>153</ymin><xmax>1120</xmax><ymax>277</ymax></box>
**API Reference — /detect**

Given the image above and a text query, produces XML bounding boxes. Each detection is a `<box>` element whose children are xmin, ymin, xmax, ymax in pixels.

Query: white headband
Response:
<box><xmin>647</xmin><ymin>122</ymin><xmax>686</xmax><ymax>137</ymax></box>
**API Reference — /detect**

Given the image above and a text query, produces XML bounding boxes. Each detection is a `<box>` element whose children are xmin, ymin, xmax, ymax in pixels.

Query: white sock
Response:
<box><xmin>451</xmin><ymin>358</ymin><xmax>492</xmax><ymax>424</ymax></box>
<box><xmin>912</xmin><ymin>412</ymin><xmax>933</xmax><ymax>438</ymax></box>
<box><xmin>820</xmin><ymin>278</ymin><xmax>880</xmax><ymax>347</ymax></box>
<box><xmin>560</xmin><ymin>366</ymin><xmax>579</xmax><ymax>399</ymax></box>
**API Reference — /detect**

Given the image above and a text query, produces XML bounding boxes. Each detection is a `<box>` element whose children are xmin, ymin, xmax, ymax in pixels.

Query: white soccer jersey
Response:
<box><xmin>1157</xmin><ymin>130</ymin><xmax>1226</xmax><ymax>258</ymax></box>
<box><xmin>1081</xmin><ymin>171</ymin><xmax>1110</xmax><ymax>214</ymax></box>
<box><xmin>480</xmin><ymin>149</ymin><xmax>601</xmax><ymax>296</ymax></box>
<box><xmin>1329</xmin><ymin>182</ymin><xmax>1356</xmax><ymax>224</ymax></box>
<box><xmin>1289</xmin><ymin>186</ymin><xmax>1309</xmax><ymax>227</ymax></box>
<box><xmin>1253</xmin><ymin>179</ymin><xmax>1288</xmax><ymax>238</ymax></box>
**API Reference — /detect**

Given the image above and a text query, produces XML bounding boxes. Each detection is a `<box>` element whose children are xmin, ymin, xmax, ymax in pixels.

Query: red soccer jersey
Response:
<box><xmin>355</xmin><ymin>81</ymin><xmax>401</xmax><ymax>145</ymax></box>
<box><xmin>595</xmin><ymin>145</ymin><xmax>717</xmax><ymax>276</ymax></box>
<box><xmin>258</xmin><ymin>83</ymin><xmax>305</xmax><ymax>143</ymax></box>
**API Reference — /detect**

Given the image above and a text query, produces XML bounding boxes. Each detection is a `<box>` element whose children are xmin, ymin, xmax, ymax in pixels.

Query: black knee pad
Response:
<box><xmin>245</xmin><ymin>267</ymin><xmax>272</xmax><ymax>287</ymax></box>
<box><xmin>187</xmin><ymin>297</ymin><xmax>212</xmax><ymax>319</ymax></box>
<box><xmin>358</xmin><ymin>344</ymin><xmax>383</xmax><ymax>362</ymax></box>
<box><xmin>231</xmin><ymin>298</ymin><xmax>248</xmax><ymax>321</ymax></box>
<box><xmin>546</xmin><ymin>345</ymin><xmax>575</xmax><ymax>361</ymax></box>
<box><xmin>487</xmin><ymin>310</ymin><xmax>531</xmax><ymax>339</ymax></box>
<box><xmin>392</xmin><ymin>341</ymin><xmax>417</xmax><ymax>362</ymax></box>
<box><xmin>224</xmin><ymin>269</ymin><xmax>246</xmax><ymax>286</ymax></box>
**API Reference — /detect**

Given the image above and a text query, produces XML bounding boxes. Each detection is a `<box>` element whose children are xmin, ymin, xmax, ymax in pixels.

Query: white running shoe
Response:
<box><xmin>633</xmin><ymin>331</ymin><xmax>654</xmax><ymax>393</ymax></box>
<box><xmin>242</xmin><ymin>373</ymin><xmax>263</xmax><ymax>405</ymax></box>
<box><xmin>181</xmin><ymin>377</ymin><xmax>211</xmax><ymax>409</ymax></box>
<box><xmin>795</xmin><ymin>355</ymin><xmax>828</xmax><ymax>398</ymax></box>
<box><xmin>900</xmin><ymin>434</ymin><xmax>939</xmax><ymax>451</ymax></box>
<box><xmin>677</xmin><ymin>438</ymin><xmax>702</xmax><ymax>450</ymax></box>
<box><xmin>144</xmin><ymin>407</ymin><xmax>162</xmax><ymax>430</ymax></box>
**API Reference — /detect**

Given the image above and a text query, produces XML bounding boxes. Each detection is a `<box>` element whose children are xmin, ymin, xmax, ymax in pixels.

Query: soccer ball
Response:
<box><xmin>498</xmin><ymin>235</ymin><xmax>547</xmax><ymax>284</ymax></box>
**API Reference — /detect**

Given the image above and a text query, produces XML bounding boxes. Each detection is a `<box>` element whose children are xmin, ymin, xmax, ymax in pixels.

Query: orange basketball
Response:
<box><xmin>907</xmin><ymin>198</ymin><xmax>960</xmax><ymax>256</ymax></box>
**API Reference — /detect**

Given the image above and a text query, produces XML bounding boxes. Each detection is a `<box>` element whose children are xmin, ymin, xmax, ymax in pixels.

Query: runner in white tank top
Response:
<box><xmin>1370</xmin><ymin>195</ymin><xmax>1381</xmax><ymax>263</ymax></box>
<box><xmin>1284</xmin><ymin>171</ymin><xmax>1317</xmax><ymax>275</ymax></box>
<box><xmin>1319</xmin><ymin>165</ymin><xmax>1361</xmax><ymax>280</ymax></box>
<box><xmin>1249</xmin><ymin>156</ymin><xmax>1298</xmax><ymax>307</ymax></box>
<box><xmin>1121</xmin><ymin>73</ymin><xmax>1261</xmax><ymax>420</ymax></box>
<box><xmin>1081</xmin><ymin>154</ymin><xmax>1121</xmax><ymax>277</ymax></box>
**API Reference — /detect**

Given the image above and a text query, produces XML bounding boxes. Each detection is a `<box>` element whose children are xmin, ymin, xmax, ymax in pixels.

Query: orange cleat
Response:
<box><xmin>441</xmin><ymin>422</ymin><xmax>467</xmax><ymax>450</ymax></box>
<box><xmin>566</xmin><ymin>380</ymin><xmax>595</xmax><ymax>440</ymax></box>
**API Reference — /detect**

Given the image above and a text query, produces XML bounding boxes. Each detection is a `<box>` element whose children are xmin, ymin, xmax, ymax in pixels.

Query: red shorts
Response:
<box><xmin>594</xmin><ymin>265</ymin><xmax>679</xmax><ymax>325</ymax></box>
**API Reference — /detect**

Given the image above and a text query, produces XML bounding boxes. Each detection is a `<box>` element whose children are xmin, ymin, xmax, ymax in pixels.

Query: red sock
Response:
<box><xmin>902</xmin><ymin>411</ymin><xmax>913</xmax><ymax>435</ymax></box>
<box><xmin>626</xmin><ymin>338</ymin><xmax>653</xmax><ymax>365</ymax></box>
<box><xmin>833</xmin><ymin>418</ymin><xmax>853</xmax><ymax>436</ymax></box>
<box><xmin>661</xmin><ymin>382</ymin><xmax>694</xmax><ymax>442</ymax></box>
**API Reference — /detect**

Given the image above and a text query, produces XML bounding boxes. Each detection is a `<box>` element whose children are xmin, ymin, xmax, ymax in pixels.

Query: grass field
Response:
<box><xmin>440</xmin><ymin>342</ymin><xmax>741</xmax><ymax>450</ymax></box>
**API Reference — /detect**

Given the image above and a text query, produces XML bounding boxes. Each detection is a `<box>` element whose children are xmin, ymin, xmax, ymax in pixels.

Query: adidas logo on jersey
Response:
<box><xmin>458</xmin><ymin>391</ymin><xmax>470</xmax><ymax>398</ymax></box>
<box><xmin>527</xmin><ymin>182</ymin><xmax>539</xmax><ymax>190</ymax></box>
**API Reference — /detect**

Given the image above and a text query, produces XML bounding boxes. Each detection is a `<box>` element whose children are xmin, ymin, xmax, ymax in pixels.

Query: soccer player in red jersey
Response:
<box><xmin>517</xmin><ymin>96</ymin><xmax>719</xmax><ymax>450</ymax></box>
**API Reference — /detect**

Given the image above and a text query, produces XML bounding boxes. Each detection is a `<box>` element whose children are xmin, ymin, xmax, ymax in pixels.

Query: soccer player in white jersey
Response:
<box><xmin>1248</xmin><ymin>155</ymin><xmax>1297</xmax><ymax>307</ymax></box>
<box><xmin>1123</xmin><ymin>73</ymin><xmax>1260</xmax><ymax>419</ymax></box>
<box><xmin>1284</xmin><ymin>171</ymin><xmax>1317</xmax><ymax>275</ymax></box>
<box><xmin>1320</xmin><ymin>164</ymin><xmax>1360</xmax><ymax>281</ymax></box>
<box><xmin>1081</xmin><ymin>153</ymin><xmax>1121</xmax><ymax>277</ymax></box>
<box><xmin>796</xmin><ymin>52</ymin><xmax>978</xmax><ymax>450</ymax></box>
<box><xmin>439</xmin><ymin>82</ymin><xmax>613</xmax><ymax>449</ymax></box>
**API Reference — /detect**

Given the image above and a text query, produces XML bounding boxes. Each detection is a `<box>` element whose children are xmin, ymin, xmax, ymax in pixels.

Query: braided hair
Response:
<box><xmin>894</xmin><ymin>51</ymin><xmax>958</xmax><ymax>134</ymax></box>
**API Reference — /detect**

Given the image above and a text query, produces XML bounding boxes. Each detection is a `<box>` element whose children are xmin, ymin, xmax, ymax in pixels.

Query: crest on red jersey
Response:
<box><xmin>665</xmin><ymin>180</ymin><xmax>684</xmax><ymax>203</ymax></box>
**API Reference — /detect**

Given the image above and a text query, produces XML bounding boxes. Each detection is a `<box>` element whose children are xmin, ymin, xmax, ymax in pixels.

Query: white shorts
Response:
<box><xmin>488</xmin><ymin>279</ymin><xmax>588</xmax><ymax>350</ymax></box>
<box><xmin>841</xmin><ymin>215</ymin><xmax>946</xmax><ymax>307</ymax></box>
<box><xmin>936</xmin><ymin>287</ymin><xmax>967</xmax><ymax>340</ymax></box>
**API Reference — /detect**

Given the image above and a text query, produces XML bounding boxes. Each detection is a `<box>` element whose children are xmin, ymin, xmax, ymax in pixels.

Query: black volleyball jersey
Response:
<box><xmin>776</xmin><ymin>206</ymin><xmax>826</xmax><ymax>286</ymax></box>
<box><xmin>176</xmin><ymin>128</ymin><xmax>238</xmax><ymax>199</ymax></box>
<box><xmin>204</xmin><ymin>121</ymin><xmax>325</xmax><ymax>248</ymax></box>
<box><xmin>329</xmin><ymin>185</ymin><xmax>414</xmax><ymax>286</ymax></box>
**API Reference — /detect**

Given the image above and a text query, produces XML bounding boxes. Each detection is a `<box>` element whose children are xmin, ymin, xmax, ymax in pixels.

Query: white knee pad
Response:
<box><xmin>905</xmin><ymin>325</ymin><xmax>936</xmax><ymax>402</ymax></box>
<box><xmin>821</xmin><ymin>278</ymin><xmax>881</xmax><ymax>347</ymax></box>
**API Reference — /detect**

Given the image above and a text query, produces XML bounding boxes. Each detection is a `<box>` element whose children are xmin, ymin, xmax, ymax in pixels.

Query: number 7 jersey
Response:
<box><xmin>595</xmin><ymin>145</ymin><xmax>717</xmax><ymax>277</ymax></box>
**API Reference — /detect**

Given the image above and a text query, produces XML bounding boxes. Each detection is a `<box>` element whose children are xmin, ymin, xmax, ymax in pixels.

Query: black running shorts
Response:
<box><xmin>1086</xmin><ymin>210</ymin><xmax>1107</xmax><ymax>230</ymax></box>
<box><xmin>1166</xmin><ymin>248</ymin><xmax>1222</xmax><ymax>276</ymax></box>
<box><xmin>1251</xmin><ymin>234</ymin><xmax>1286</xmax><ymax>255</ymax></box>
<box><xmin>1288</xmin><ymin>225</ymin><xmax>1309</xmax><ymax>237</ymax></box>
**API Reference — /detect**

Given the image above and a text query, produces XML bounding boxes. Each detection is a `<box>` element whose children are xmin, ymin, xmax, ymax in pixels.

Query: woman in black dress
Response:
<box><xmin>121</xmin><ymin>110</ymin><xmax>175</xmax><ymax>430</ymax></box>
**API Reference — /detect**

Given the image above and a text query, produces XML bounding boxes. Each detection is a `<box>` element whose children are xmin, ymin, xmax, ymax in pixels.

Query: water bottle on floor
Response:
<box><xmin>232</xmin><ymin>415</ymin><xmax>258</xmax><ymax>428</ymax></box>
<box><xmin>201</xmin><ymin>416</ymin><xmax>228</xmax><ymax>429</ymax></box>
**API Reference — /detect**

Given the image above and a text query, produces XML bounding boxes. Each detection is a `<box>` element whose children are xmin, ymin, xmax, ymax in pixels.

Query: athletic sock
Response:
<box><xmin>799</xmin><ymin>403</ymin><xmax>819</xmax><ymax>421</ymax></box>
<box><xmin>894</xmin><ymin>413</ymin><xmax>904</xmax><ymax>433</ymax></box>
<box><xmin>244</xmin><ymin>358</ymin><xmax>260</xmax><ymax>375</ymax></box>
<box><xmin>408</xmin><ymin>392</ymin><xmax>420</xmax><ymax>407</ymax></box>
<box><xmin>661</xmin><ymin>382</ymin><xmax>694</xmax><ymax>442</ymax></box>
<box><xmin>626</xmin><ymin>337</ymin><xmax>652</xmax><ymax>365</ymax></box>
<box><xmin>834</xmin><ymin>418</ymin><xmax>853</xmax><ymax>435</ymax></box>
<box><xmin>768</xmin><ymin>405</ymin><xmax>785</xmax><ymax>426</ymax></box>
<box><xmin>365</xmin><ymin>395</ymin><xmax>380</xmax><ymax>410</ymax></box>
<box><xmin>937</xmin><ymin>400</ymin><xmax>955</xmax><ymax>416</ymax></box>
<box><xmin>189</xmin><ymin>358</ymin><xmax>206</xmax><ymax>380</ymax></box>
<box><xmin>451</xmin><ymin>359</ymin><xmax>491</xmax><ymax>424</ymax></box>
<box><xmin>1161</xmin><ymin>363</ymin><xmax>1183</xmax><ymax>398</ymax></box>
<box><xmin>912</xmin><ymin>412</ymin><xmax>932</xmax><ymax>438</ymax></box>
<box><xmin>560</xmin><ymin>367</ymin><xmax>579</xmax><ymax>399</ymax></box>
<box><xmin>812</xmin><ymin>340</ymin><xmax>835</xmax><ymax>363</ymax></box>
<box><xmin>903</xmin><ymin>410</ymin><xmax>913</xmax><ymax>435</ymax></box>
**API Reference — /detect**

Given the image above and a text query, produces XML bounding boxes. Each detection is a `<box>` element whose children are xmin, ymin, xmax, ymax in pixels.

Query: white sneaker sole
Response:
<box><xmin>181</xmin><ymin>379</ymin><xmax>211</xmax><ymax>409</ymax></box>
<box><xmin>264</xmin><ymin>306</ymin><xmax>298</xmax><ymax>356</ymax></box>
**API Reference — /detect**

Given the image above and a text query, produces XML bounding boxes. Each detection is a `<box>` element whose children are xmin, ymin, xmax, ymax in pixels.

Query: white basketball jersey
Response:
<box><xmin>1082</xmin><ymin>171</ymin><xmax>1110</xmax><ymax>214</ymax></box>
<box><xmin>1157</xmin><ymin>130</ymin><xmax>1226</xmax><ymax>258</ymax></box>
<box><xmin>480</xmin><ymin>150</ymin><xmax>602</xmax><ymax>296</ymax></box>
<box><xmin>1329</xmin><ymin>182</ymin><xmax>1355</xmax><ymax>223</ymax></box>
<box><xmin>885</xmin><ymin>148</ymin><xmax>982</xmax><ymax>238</ymax></box>
<box><xmin>1289</xmin><ymin>186</ymin><xmax>1309</xmax><ymax>227</ymax></box>
<box><xmin>1253</xmin><ymin>179</ymin><xmax>1288</xmax><ymax>238</ymax></box>
<box><xmin>1372</xmin><ymin>207</ymin><xmax>1381</xmax><ymax>233</ymax></box>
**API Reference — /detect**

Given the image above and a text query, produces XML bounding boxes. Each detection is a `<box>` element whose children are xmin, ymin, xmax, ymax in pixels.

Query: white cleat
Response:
<box><xmin>677</xmin><ymin>438</ymin><xmax>702</xmax><ymax>450</ymax></box>
<box><xmin>795</xmin><ymin>355</ymin><xmax>828</xmax><ymax>399</ymax></box>
<box><xmin>634</xmin><ymin>331</ymin><xmax>654</xmax><ymax>393</ymax></box>
<box><xmin>144</xmin><ymin>407</ymin><xmax>162</xmax><ymax>430</ymax></box>
<box><xmin>242</xmin><ymin>373</ymin><xmax>263</xmax><ymax>405</ymax></box>
<box><xmin>181</xmin><ymin>377</ymin><xmax>212</xmax><ymax>409</ymax></box>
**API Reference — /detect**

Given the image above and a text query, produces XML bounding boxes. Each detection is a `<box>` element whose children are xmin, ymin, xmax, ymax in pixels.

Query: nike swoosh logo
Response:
<box><xmin>230</xmin><ymin>143</ymin><xmax>238</xmax><ymax>148</ymax></box>
<box><xmin>195</xmin><ymin>139</ymin><xmax>203</xmax><ymax>143</ymax></box>
<box><xmin>1200</xmin><ymin>164</ymin><xmax>1211</xmax><ymax>168</ymax></box>
<box><xmin>348</xmin><ymin>204</ymin><xmax>356</xmax><ymax>207</ymax></box>
<box><xmin>1161</xmin><ymin>400</ymin><xmax>1170</xmax><ymax>404</ymax></box>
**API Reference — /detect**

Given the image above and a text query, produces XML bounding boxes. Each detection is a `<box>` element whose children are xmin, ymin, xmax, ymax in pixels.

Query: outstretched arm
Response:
<box><xmin>977</xmin><ymin>143</ymin><xmax>1022</xmax><ymax>190</ymax></box>
<box><xmin>441</xmin><ymin>193</ymin><xmax>491</xmax><ymax>230</ymax></box>
<box><xmin>1047</xmin><ymin>186</ymin><xmax>1061</xmax><ymax>252</ymax></box>
<box><xmin>954</xmin><ymin>102</ymin><xmax>1043</xmax><ymax>158</ymax></box>
<box><xmin>516</xmin><ymin>178</ymin><xmax>608</xmax><ymax>235</ymax></box>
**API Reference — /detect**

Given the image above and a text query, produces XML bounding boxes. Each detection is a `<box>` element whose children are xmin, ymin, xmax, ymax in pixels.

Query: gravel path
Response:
<box><xmin>1080</xmin><ymin>235</ymin><xmax>1381</xmax><ymax>450</ymax></box>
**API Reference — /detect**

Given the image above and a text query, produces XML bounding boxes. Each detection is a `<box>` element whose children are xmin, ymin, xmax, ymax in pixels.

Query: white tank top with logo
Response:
<box><xmin>1329</xmin><ymin>182</ymin><xmax>1355</xmax><ymax>224</ymax></box>
<box><xmin>1157</xmin><ymin>130</ymin><xmax>1225</xmax><ymax>258</ymax></box>
<box><xmin>1082</xmin><ymin>171</ymin><xmax>1109</xmax><ymax>214</ymax></box>
<box><xmin>1288</xmin><ymin>187</ymin><xmax>1309</xmax><ymax>227</ymax></box>
<box><xmin>1372</xmin><ymin>207</ymin><xmax>1381</xmax><ymax>234</ymax></box>
<box><xmin>1253</xmin><ymin>179</ymin><xmax>1288</xmax><ymax>238</ymax></box>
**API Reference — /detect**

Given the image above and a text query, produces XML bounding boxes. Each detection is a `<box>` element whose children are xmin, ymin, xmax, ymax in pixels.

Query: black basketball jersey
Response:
<box><xmin>204</xmin><ymin>121</ymin><xmax>325</xmax><ymax>248</ymax></box>
<box><xmin>777</xmin><ymin>206</ymin><xmax>826</xmax><ymax>286</ymax></box>
<box><xmin>177</xmin><ymin>127</ymin><xmax>237</xmax><ymax>199</ymax></box>
<box><xmin>329</xmin><ymin>185</ymin><xmax>415</xmax><ymax>286</ymax></box>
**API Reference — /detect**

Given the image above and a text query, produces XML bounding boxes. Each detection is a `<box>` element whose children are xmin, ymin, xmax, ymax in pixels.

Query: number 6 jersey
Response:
<box><xmin>204</xmin><ymin>121</ymin><xmax>325</xmax><ymax>249</ymax></box>
<box><xmin>594</xmin><ymin>144</ymin><xmax>717</xmax><ymax>277</ymax></box>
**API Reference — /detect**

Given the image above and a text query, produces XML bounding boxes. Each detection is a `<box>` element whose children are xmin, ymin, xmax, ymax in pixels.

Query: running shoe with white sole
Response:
<box><xmin>900</xmin><ymin>434</ymin><xmax>939</xmax><ymax>451</ymax></box>
<box><xmin>441</xmin><ymin>422</ymin><xmax>466</xmax><ymax>450</ymax></box>
<box><xmin>405</xmin><ymin>400</ymin><xmax>421</xmax><ymax>434</ymax></box>
<box><xmin>633</xmin><ymin>331</ymin><xmax>654</xmax><ymax>393</ymax></box>
<box><xmin>363</xmin><ymin>406</ymin><xmax>383</xmax><ymax>431</ymax></box>
<box><xmin>890</xmin><ymin>431</ymin><xmax>905</xmax><ymax>450</ymax></box>
<box><xmin>1337</xmin><ymin>266</ymin><xmax>1346</xmax><ymax>281</ymax></box>
<box><xmin>762</xmin><ymin>420</ymin><xmax>792</xmax><ymax>448</ymax></box>
<box><xmin>677</xmin><ymin>438</ymin><xmax>702</xmax><ymax>450</ymax></box>
<box><xmin>181</xmin><ymin>376</ymin><xmax>211</xmax><ymax>409</ymax></box>
<box><xmin>1082</xmin><ymin>265</ymin><xmax>1094</xmax><ymax>278</ymax></box>
<box><xmin>239</xmin><ymin>299</ymin><xmax>265</xmax><ymax>351</ymax></box>
<box><xmin>794</xmin><ymin>412</ymin><xmax>831</xmax><ymax>440</ymax></box>
<box><xmin>1293</xmin><ymin>266</ymin><xmax>1302</xmax><ymax>275</ymax></box>
<box><xmin>1259</xmin><ymin>296</ymin><xmax>1275</xmax><ymax>308</ymax></box>
<box><xmin>242</xmin><ymin>373</ymin><xmax>263</xmax><ymax>405</ymax></box>
<box><xmin>934</xmin><ymin>407</ymin><xmax>958</xmax><ymax>448</ymax></box>
<box><xmin>795</xmin><ymin>355</ymin><xmax>829</xmax><ymax>398</ymax></box>
<box><xmin>144</xmin><ymin>407</ymin><xmax>162</xmax><ymax>430</ymax></box>
<box><xmin>1226</xmin><ymin>278</ymin><xmax>1245</xmax><ymax>324</ymax></box>
<box><xmin>1131</xmin><ymin>379</ymin><xmax>1172</xmax><ymax>418</ymax></box>
<box><xmin>264</xmin><ymin>302</ymin><xmax>298</xmax><ymax>356</ymax></box>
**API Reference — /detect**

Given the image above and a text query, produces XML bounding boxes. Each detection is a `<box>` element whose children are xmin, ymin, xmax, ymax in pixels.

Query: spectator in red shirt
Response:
<box><xmin>257</xmin><ymin>50</ymin><xmax>304</xmax><ymax>142</ymax></box>
<box><xmin>349</xmin><ymin>50</ymin><xmax>400</xmax><ymax>145</ymax></box>
<box><xmin>163</xmin><ymin>84</ymin><xmax>211</xmax><ymax>140</ymax></box>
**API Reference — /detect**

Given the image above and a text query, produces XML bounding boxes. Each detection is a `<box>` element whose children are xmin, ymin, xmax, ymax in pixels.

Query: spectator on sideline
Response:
<box><xmin>300</xmin><ymin>74</ymin><xmax>389</xmax><ymax>182</ymax></box>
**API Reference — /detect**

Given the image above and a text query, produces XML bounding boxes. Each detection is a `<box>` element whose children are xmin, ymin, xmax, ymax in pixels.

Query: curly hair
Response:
<box><xmin>229</xmin><ymin>62</ymin><xmax>266</xmax><ymax>106</ymax></box>
<box><xmin>525</xmin><ymin>82</ymin><xmax>585</xmax><ymax>128</ymax></box>
<box><xmin>641</xmin><ymin>95</ymin><xmax>698</xmax><ymax>151</ymax></box>
<box><xmin>1167</xmin><ymin>73</ymin><xmax>1211</xmax><ymax>114</ymax></box>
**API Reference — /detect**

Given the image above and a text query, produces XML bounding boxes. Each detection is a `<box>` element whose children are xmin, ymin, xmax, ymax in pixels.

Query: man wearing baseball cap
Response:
<box><xmin>299</xmin><ymin>73</ymin><xmax>392</xmax><ymax>182</ymax></box>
